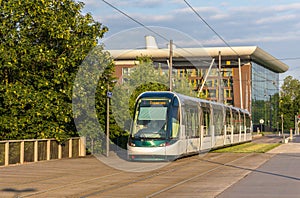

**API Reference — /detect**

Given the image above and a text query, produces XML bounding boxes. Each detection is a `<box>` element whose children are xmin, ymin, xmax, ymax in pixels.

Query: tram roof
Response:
<box><xmin>108</xmin><ymin>46</ymin><xmax>288</xmax><ymax>73</ymax></box>
<box><xmin>138</xmin><ymin>91</ymin><xmax>250</xmax><ymax>114</ymax></box>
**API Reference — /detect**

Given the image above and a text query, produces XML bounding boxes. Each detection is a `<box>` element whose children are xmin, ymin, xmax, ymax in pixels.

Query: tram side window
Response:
<box><xmin>171</xmin><ymin>99</ymin><xmax>180</xmax><ymax>138</ymax></box>
<box><xmin>185</xmin><ymin>108</ymin><xmax>199</xmax><ymax>138</ymax></box>
<box><xmin>191</xmin><ymin>108</ymin><xmax>200</xmax><ymax>137</ymax></box>
<box><xmin>240</xmin><ymin>112</ymin><xmax>245</xmax><ymax>133</ymax></box>
<box><xmin>226</xmin><ymin>108</ymin><xmax>232</xmax><ymax>133</ymax></box>
<box><xmin>213</xmin><ymin>109</ymin><xmax>223</xmax><ymax>135</ymax></box>
<box><xmin>202</xmin><ymin>107</ymin><xmax>210</xmax><ymax>137</ymax></box>
<box><xmin>195</xmin><ymin>109</ymin><xmax>200</xmax><ymax>137</ymax></box>
<box><xmin>246</xmin><ymin>114</ymin><xmax>251</xmax><ymax>133</ymax></box>
<box><xmin>233</xmin><ymin>110</ymin><xmax>239</xmax><ymax>134</ymax></box>
<box><xmin>185</xmin><ymin>109</ymin><xmax>192</xmax><ymax>137</ymax></box>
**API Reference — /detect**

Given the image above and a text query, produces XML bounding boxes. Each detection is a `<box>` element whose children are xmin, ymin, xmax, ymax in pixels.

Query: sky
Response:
<box><xmin>79</xmin><ymin>0</ymin><xmax>300</xmax><ymax>82</ymax></box>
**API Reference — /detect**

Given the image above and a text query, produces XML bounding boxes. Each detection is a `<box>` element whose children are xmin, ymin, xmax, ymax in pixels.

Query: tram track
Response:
<box><xmin>77</xmin><ymin>153</ymin><xmax>258</xmax><ymax>198</ymax></box>
<box><xmin>14</xmin><ymin>154</ymin><xmax>205</xmax><ymax>197</ymax></box>
<box><xmin>8</xmin><ymin>152</ymin><xmax>272</xmax><ymax>198</ymax></box>
<box><xmin>145</xmin><ymin>153</ymin><xmax>253</xmax><ymax>198</ymax></box>
<box><xmin>11</xmin><ymin>153</ymin><xmax>224</xmax><ymax>197</ymax></box>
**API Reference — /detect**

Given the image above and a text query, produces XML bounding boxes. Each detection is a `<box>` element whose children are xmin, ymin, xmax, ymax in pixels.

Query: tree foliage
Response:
<box><xmin>0</xmin><ymin>0</ymin><xmax>108</xmax><ymax>141</ymax></box>
<box><xmin>72</xmin><ymin>44</ymin><xmax>117</xmax><ymax>151</ymax></box>
<box><xmin>111</xmin><ymin>57</ymin><xmax>169</xmax><ymax>132</ymax></box>
<box><xmin>280</xmin><ymin>76</ymin><xmax>300</xmax><ymax>130</ymax></box>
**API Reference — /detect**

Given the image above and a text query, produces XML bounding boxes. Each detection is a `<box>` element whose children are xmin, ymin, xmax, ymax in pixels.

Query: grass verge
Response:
<box><xmin>212</xmin><ymin>142</ymin><xmax>281</xmax><ymax>153</ymax></box>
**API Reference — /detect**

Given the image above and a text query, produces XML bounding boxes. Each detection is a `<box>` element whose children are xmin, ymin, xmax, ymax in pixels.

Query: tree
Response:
<box><xmin>173</xmin><ymin>74</ymin><xmax>197</xmax><ymax>97</ymax></box>
<box><xmin>0</xmin><ymin>0</ymin><xmax>108</xmax><ymax>141</ymax></box>
<box><xmin>280</xmin><ymin>76</ymin><xmax>300</xmax><ymax>130</ymax></box>
<box><xmin>111</xmin><ymin>57</ymin><xmax>168</xmax><ymax>133</ymax></box>
<box><xmin>72</xmin><ymin>44</ymin><xmax>117</xmax><ymax>152</ymax></box>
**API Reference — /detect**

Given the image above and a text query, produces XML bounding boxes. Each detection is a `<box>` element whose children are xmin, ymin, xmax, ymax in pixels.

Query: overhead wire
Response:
<box><xmin>101</xmin><ymin>0</ymin><xmax>300</xmax><ymax>62</ymax></box>
<box><xmin>182</xmin><ymin>0</ymin><xmax>295</xmax><ymax>85</ymax></box>
<box><xmin>100</xmin><ymin>0</ymin><xmax>294</xmax><ymax>83</ymax></box>
<box><xmin>101</xmin><ymin>0</ymin><xmax>219</xmax><ymax>61</ymax></box>
<box><xmin>101</xmin><ymin>0</ymin><xmax>169</xmax><ymax>42</ymax></box>
<box><xmin>182</xmin><ymin>0</ymin><xmax>300</xmax><ymax>63</ymax></box>
<box><xmin>183</xmin><ymin>0</ymin><xmax>240</xmax><ymax>56</ymax></box>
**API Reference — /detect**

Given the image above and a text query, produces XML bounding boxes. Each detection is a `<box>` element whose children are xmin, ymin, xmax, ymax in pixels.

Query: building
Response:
<box><xmin>108</xmin><ymin>36</ymin><xmax>289</xmax><ymax>130</ymax></box>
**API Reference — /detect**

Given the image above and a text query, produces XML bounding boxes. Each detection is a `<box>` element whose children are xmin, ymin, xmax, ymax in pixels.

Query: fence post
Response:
<box><xmin>58</xmin><ymin>144</ymin><xmax>62</xmax><ymax>159</ymax></box>
<box><xmin>20</xmin><ymin>141</ymin><xmax>24</xmax><ymax>164</ymax></box>
<box><xmin>5</xmin><ymin>142</ymin><xmax>9</xmax><ymax>166</ymax></box>
<box><xmin>34</xmin><ymin>140</ymin><xmax>38</xmax><ymax>162</ymax></box>
<box><xmin>47</xmin><ymin>140</ymin><xmax>51</xmax><ymax>160</ymax></box>
<box><xmin>79</xmin><ymin>136</ymin><xmax>86</xmax><ymax>157</ymax></box>
<box><xmin>69</xmin><ymin>139</ymin><xmax>72</xmax><ymax>158</ymax></box>
<box><xmin>1</xmin><ymin>138</ymin><xmax>89</xmax><ymax>167</ymax></box>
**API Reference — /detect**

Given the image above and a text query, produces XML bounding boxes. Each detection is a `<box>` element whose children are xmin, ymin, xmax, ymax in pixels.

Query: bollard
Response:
<box><xmin>290</xmin><ymin>128</ymin><xmax>293</xmax><ymax>141</ymax></box>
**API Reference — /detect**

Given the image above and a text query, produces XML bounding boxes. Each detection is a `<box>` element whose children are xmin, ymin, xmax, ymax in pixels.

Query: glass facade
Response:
<box><xmin>251</xmin><ymin>63</ymin><xmax>279</xmax><ymax>131</ymax></box>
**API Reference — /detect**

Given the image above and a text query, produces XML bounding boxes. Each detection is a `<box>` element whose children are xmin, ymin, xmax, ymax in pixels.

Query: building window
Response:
<box><xmin>122</xmin><ymin>67</ymin><xmax>131</xmax><ymax>82</ymax></box>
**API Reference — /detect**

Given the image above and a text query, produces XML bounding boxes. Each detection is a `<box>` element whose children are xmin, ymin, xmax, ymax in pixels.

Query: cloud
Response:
<box><xmin>173</xmin><ymin>6</ymin><xmax>220</xmax><ymax>15</ymax></box>
<box><xmin>255</xmin><ymin>14</ymin><xmax>297</xmax><ymax>25</ymax></box>
<box><xmin>197</xmin><ymin>29</ymin><xmax>300</xmax><ymax>47</ymax></box>
<box><xmin>97</xmin><ymin>0</ymin><xmax>166</xmax><ymax>8</ymax></box>
<box><xmin>230</xmin><ymin>2</ymin><xmax>300</xmax><ymax>14</ymax></box>
<box><xmin>83</xmin><ymin>2</ymin><xmax>300</xmax><ymax>44</ymax></box>
<box><xmin>269</xmin><ymin>3</ymin><xmax>300</xmax><ymax>12</ymax></box>
<box><xmin>131</xmin><ymin>0</ymin><xmax>165</xmax><ymax>8</ymax></box>
<box><xmin>81</xmin><ymin>0</ymin><xmax>100</xmax><ymax>7</ymax></box>
<box><xmin>117</xmin><ymin>13</ymin><xmax>174</xmax><ymax>23</ymax></box>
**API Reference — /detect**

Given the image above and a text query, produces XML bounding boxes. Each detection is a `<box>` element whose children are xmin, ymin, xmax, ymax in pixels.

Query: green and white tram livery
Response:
<box><xmin>128</xmin><ymin>91</ymin><xmax>252</xmax><ymax>161</ymax></box>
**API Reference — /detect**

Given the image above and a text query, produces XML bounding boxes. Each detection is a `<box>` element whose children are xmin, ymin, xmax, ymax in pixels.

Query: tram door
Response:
<box><xmin>167</xmin><ymin>99</ymin><xmax>184</xmax><ymax>157</ymax></box>
<box><xmin>185</xmin><ymin>107</ymin><xmax>200</xmax><ymax>154</ymax></box>
<box><xmin>200</xmin><ymin>106</ymin><xmax>211</xmax><ymax>150</ymax></box>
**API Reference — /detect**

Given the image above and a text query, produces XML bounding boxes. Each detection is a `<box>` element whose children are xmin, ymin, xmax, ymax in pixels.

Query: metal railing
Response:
<box><xmin>0</xmin><ymin>137</ymin><xmax>86</xmax><ymax>166</ymax></box>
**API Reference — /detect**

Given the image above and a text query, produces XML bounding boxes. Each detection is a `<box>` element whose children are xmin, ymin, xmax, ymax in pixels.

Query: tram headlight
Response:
<box><xmin>129</xmin><ymin>142</ymin><xmax>136</xmax><ymax>147</ymax></box>
<box><xmin>159</xmin><ymin>142</ymin><xmax>165</xmax><ymax>147</ymax></box>
<box><xmin>159</xmin><ymin>142</ymin><xmax>171</xmax><ymax>147</ymax></box>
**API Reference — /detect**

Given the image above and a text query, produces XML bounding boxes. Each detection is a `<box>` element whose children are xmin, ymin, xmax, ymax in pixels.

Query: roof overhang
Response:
<box><xmin>108</xmin><ymin>46</ymin><xmax>289</xmax><ymax>73</ymax></box>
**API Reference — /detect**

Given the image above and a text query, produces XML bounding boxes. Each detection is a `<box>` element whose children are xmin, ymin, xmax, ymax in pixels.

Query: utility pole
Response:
<box><xmin>169</xmin><ymin>40</ymin><xmax>173</xmax><ymax>91</ymax></box>
<box><xmin>238</xmin><ymin>57</ymin><xmax>243</xmax><ymax>109</ymax></box>
<box><xmin>197</xmin><ymin>59</ymin><xmax>215</xmax><ymax>97</ymax></box>
<box><xmin>218</xmin><ymin>51</ymin><xmax>222</xmax><ymax>103</ymax></box>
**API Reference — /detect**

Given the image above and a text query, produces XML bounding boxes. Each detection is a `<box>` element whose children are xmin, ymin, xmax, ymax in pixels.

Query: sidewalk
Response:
<box><xmin>218</xmin><ymin>136</ymin><xmax>300</xmax><ymax>198</ymax></box>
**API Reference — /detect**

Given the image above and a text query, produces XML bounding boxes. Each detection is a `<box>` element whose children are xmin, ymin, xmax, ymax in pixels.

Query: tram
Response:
<box><xmin>127</xmin><ymin>91</ymin><xmax>252</xmax><ymax>161</ymax></box>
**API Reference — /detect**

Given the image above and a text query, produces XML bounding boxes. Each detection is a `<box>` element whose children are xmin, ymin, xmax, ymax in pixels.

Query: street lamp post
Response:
<box><xmin>106</xmin><ymin>82</ymin><xmax>114</xmax><ymax>157</ymax></box>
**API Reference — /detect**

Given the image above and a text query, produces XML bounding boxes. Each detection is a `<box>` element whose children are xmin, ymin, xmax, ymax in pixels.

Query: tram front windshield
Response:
<box><xmin>132</xmin><ymin>98</ymin><xmax>169</xmax><ymax>139</ymax></box>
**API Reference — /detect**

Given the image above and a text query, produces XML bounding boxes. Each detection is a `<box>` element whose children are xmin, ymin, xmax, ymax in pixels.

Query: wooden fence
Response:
<box><xmin>0</xmin><ymin>137</ymin><xmax>86</xmax><ymax>166</ymax></box>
